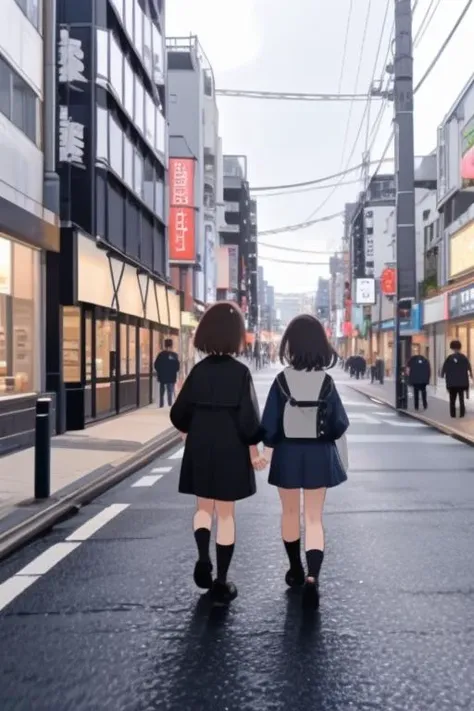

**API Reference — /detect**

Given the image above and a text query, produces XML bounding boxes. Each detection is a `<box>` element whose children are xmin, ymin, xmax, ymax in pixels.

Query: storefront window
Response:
<box><xmin>96</xmin><ymin>318</ymin><xmax>116</xmax><ymax>378</ymax></box>
<box><xmin>128</xmin><ymin>324</ymin><xmax>137</xmax><ymax>375</ymax></box>
<box><xmin>120</xmin><ymin>322</ymin><xmax>128</xmax><ymax>375</ymax></box>
<box><xmin>140</xmin><ymin>327</ymin><xmax>150</xmax><ymax>373</ymax></box>
<box><xmin>63</xmin><ymin>307</ymin><xmax>81</xmax><ymax>382</ymax></box>
<box><xmin>0</xmin><ymin>237</ymin><xmax>38</xmax><ymax>395</ymax></box>
<box><xmin>85</xmin><ymin>312</ymin><xmax>93</xmax><ymax>380</ymax></box>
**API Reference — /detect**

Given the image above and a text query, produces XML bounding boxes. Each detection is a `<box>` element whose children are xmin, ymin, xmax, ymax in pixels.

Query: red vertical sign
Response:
<box><xmin>169</xmin><ymin>158</ymin><xmax>196</xmax><ymax>262</ymax></box>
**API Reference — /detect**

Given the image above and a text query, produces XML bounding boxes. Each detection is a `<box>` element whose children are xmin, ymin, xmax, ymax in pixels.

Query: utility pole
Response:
<box><xmin>393</xmin><ymin>0</ymin><xmax>417</xmax><ymax>409</ymax></box>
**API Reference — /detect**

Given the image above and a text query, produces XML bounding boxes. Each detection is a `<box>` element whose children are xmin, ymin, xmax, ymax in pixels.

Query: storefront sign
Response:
<box><xmin>169</xmin><ymin>158</ymin><xmax>196</xmax><ymax>262</ymax></box>
<box><xmin>461</xmin><ymin>115</ymin><xmax>474</xmax><ymax>189</ymax></box>
<box><xmin>228</xmin><ymin>245</ymin><xmax>239</xmax><ymax>291</ymax></box>
<box><xmin>364</xmin><ymin>209</ymin><xmax>374</xmax><ymax>276</ymax></box>
<box><xmin>449</xmin><ymin>220</ymin><xmax>474</xmax><ymax>278</ymax></box>
<box><xmin>378</xmin><ymin>303</ymin><xmax>422</xmax><ymax>333</ymax></box>
<box><xmin>423</xmin><ymin>293</ymin><xmax>447</xmax><ymax>326</ymax></box>
<box><xmin>354</xmin><ymin>277</ymin><xmax>375</xmax><ymax>305</ymax></box>
<box><xmin>449</xmin><ymin>284</ymin><xmax>474</xmax><ymax>319</ymax></box>
<box><xmin>381</xmin><ymin>267</ymin><xmax>396</xmax><ymax>295</ymax></box>
<box><xmin>0</xmin><ymin>237</ymin><xmax>11</xmax><ymax>295</ymax></box>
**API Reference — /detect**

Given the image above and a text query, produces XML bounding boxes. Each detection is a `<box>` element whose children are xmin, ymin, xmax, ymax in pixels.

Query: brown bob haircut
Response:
<box><xmin>193</xmin><ymin>301</ymin><xmax>246</xmax><ymax>355</ymax></box>
<box><xmin>279</xmin><ymin>314</ymin><xmax>337</xmax><ymax>371</ymax></box>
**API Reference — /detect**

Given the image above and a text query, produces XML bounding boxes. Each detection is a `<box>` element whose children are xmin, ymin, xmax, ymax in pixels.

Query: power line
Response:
<box><xmin>258</xmin><ymin>255</ymin><xmax>330</xmax><ymax>266</ymax></box>
<box><xmin>370</xmin><ymin>0</ymin><xmax>473</xmax><ymax>181</ymax></box>
<box><xmin>257</xmin><ymin>211</ymin><xmax>343</xmax><ymax>237</ymax></box>
<box><xmin>414</xmin><ymin>0</ymin><xmax>442</xmax><ymax>45</ymax></box>
<box><xmin>254</xmin><ymin>178</ymin><xmax>361</xmax><ymax>198</ymax></box>
<box><xmin>337</xmin><ymin>0</ymin><xmax>354</xmax><ymax>93</ymax></box>
<box><xmin>250</xmin><ymin>158</ymin><xmax>394</xmax><ymax>192</ymax></box>
<box><xmin>415</xmin><ymin>0</ymin><xmax>473</xmax><ymax>94</ymax></box>
<box><xmin>214</xmin><ymin>89</ymin><xmax>377</xmax><ymax>101</ymax></box>
<box><xmin>258</xmin><ymin>242</ymin><xmax>333</xmax><ymax>253</ymax></box>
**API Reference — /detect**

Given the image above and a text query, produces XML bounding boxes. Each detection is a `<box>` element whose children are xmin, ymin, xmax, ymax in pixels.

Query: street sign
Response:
<box><xmin>355</xmin><ymin>278</ymin><xmax>375</xmax><ymax>305</ymax></box>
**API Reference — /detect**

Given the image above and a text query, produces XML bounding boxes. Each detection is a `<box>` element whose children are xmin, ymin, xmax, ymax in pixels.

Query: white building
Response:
<box><xmin>0</xmin><ymin>0</ymin><xmax>60</xmax><ymax>453</ymax></box>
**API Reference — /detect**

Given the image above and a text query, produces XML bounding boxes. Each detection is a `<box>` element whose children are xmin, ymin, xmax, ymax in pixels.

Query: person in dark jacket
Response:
<box><xmin>441</xmin><ymin>340</ymin><xmax>473</xmax><ymax>418</ymax></box>
<box><xmin>259</xmin><ymin>314</ymin><xmax>349</xmax><ymax>610</ymax></box>
<box><xmin>170</xmin><ymin>302</ymin><xmax>262</xmax><ymax>605</ymax></box>
<box><xmin>154</xmin><ymin>339</ymin><xmax>180</xmax><ymax>407</ymax></box>
<box><xmin>406</xmin><ymin>348</ymin><xmax>431</xmax><ymax>410</ymax></box>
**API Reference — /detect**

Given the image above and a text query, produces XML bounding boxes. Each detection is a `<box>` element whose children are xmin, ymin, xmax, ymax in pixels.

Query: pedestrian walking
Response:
<box><xmin>441</xmin><ymin>340</ymin><xmax>473</xmax><ymax>418</ymax></box>
<box><xmin>259</xmin><ymin>314</ymin><xmax>349</xmax><ymax>610</ymax></box>
<box><xmin>406</xmin><ymin>349</ymin><xmax>430</xmax><ymax>410</ymax></box>
<box><xmin>170</xmin><ymin>302</ymin><xmax>262</xmax><ymax>605</ymax></box>
<box><xmin>254</xmin><ymin>338</ymin><xmax>262</xmax><ymax>370</ymax></box>
<box><xmin>154</xmin><ymin>338</ymin><xmax>180</xmax><ymax>407</ymax></box>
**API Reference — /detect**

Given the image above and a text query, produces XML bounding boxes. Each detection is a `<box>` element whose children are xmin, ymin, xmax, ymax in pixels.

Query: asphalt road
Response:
<box><xmin>1</xmin><ymin>367</ymin><xmax>474</xmax><ymax>711</ymax></box>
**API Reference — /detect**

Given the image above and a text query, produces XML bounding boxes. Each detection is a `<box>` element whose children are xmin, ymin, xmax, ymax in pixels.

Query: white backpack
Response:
<box><xmin>277</xmin><ymin>368</ymin><xmax>349</xmax><ymax>473</ymax></box>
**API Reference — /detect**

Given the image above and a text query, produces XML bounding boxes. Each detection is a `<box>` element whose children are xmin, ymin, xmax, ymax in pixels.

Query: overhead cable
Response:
<box><xmin>370</xmin><ymin>0</ymin><xmax>473</xmax><ymax>180</ymax></box>
<box><xmin>258</xmin><ymin>256</ymin><xmax>330</xmax><ymax>266</ymax></box>
<box><xmin>414</xmin><ymin>0</ymin><xmax>442</xmax><ymax>46</ymax></box>
<box><xmin>258</xmin><ymin>242</ymin><xmax>333</xmax><ymax>253</ymax></box>
<box><xmin>257</xmin><ymin>212</ymin><xmax>343</xmax><ymax>237</ymax></box>
<box><xmin>215</xmin><ymin>89</ymin><xmax>375</xmax><ymax>101</ymax></box>
<box><xmin>255</xmin><ymin>178</ymin><xmax>361</xmax><ymax>198</ymax></box>
<box><xmin>337</xmin><ymin>0</ymin><xmax>354</xmax><ymax>94</ymax></box>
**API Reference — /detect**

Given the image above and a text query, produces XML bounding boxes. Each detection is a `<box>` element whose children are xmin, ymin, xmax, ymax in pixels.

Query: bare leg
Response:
<box><xmin>192</xmin><ymin>497</ymin><xmax>214</xmax><ymax>589</ymax></box>
<box><xmin>302</xmin><ymin>488</ymin><xmax>327</xmax><ymax>609</ymax></box>
<box><xmin>278</xmin><ymin>488</ymin><xmax>305</xmax><ymax>586</ymax></box>
<box><xmin>213</xmin><ymin>500</ymin><xmax>238</xmax><ymax>602</ymax></box>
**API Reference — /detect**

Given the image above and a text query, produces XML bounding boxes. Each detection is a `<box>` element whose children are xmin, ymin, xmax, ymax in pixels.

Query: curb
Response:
<box><xmin>349</xmin><ymin>385</ymin><xmax>474</xmax><ymax>447</ymax></box>
<box><xmin>0</xmin><ymin>427</ymin><xmax>181</xmax><ymax>562</ymax></box>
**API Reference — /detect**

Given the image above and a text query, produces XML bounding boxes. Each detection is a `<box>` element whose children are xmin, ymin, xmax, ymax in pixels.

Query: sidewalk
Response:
<box><xmin>348</xmin><ymin>373</ymin><xmax>474</xmax><ymax>445</ymax></box>
<box><xmin>0</xmin><ymin>404</ymin><xmax>177</xmax><ymax>523</ymax></box>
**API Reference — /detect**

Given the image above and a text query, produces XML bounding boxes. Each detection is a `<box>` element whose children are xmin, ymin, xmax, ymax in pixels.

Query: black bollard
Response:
<box><xmin>35</xmin><ymin>398</ymin><xmax>52</xmax><ymax>499</ymax></box>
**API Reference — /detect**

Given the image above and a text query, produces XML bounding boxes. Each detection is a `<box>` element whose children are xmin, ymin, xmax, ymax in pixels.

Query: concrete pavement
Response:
<box><xmin>1</xmin><ymin>367</ymin><xmax>474</xmax><ymax>710</ymax></box>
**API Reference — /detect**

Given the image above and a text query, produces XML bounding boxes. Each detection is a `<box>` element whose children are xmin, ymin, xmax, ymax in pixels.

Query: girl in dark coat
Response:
<box><xmin>170</xmin><ymin>302</ymin><xmax>262</xmax><ymax>604</ymax></box>
<box><xmin>260</xmin><ymin>315</ymin><xmax>349</xmax><ymax>610</ymax></box>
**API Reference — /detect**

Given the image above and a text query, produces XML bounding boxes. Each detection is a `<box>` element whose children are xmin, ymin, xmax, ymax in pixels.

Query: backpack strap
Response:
<box><xmin>276</xmin><ymin>371</ymin><xmax>326</xmax><ymax>408</ymax></box>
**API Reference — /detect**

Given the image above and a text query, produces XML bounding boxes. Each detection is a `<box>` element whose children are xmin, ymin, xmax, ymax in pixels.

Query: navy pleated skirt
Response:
<box><xmin>268</xmin><ymin>440</ymin><xmax>347</xmax><ymax>490</ymax></box>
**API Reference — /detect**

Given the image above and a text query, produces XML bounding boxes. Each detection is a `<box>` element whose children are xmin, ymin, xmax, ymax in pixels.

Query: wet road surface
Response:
<box><xmin>1</xmin><ymin>368</ymin><xmax>474</xmax><ymax>710</ymax></box>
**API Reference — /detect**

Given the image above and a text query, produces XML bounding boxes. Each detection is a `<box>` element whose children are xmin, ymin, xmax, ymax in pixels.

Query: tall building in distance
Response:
<box><xmin>275</xmin><ymin>292</ymin><xmax>316</xmax><ymax>328</ymax></box>
<box><xmin>0</xmin><ymin>0</ymin><xmax>60</xmax><ymax>453</ymax></box>
<box><xmin>167</xmin><ymin>35</ymin><xmax>222</xmax><ymax>312</ymax></box>
<box><xmin>219</xmin><ymin>155</ymin><xmax>257</xmax><ymax>331</ymax></box>
<box><xmin>257</xmin><ymin>265</ymin><xmax>276</xmax><ymax>333</ymax></box>
<box><xmin>48</xmin><ymin>0</ymin><xmax>181</xmax><ymax>432</ymax></box>
<box><xmin>315</xmin><ymin>277</ymin><xmax>330</xmax><ymax>323</ymax></box>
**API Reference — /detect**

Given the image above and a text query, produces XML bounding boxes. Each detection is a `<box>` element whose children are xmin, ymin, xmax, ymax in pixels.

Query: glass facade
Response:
<box><xmin>63</xmin><ymin>305</ymin><xmax>179</xmax><ymax>422</ymax></box>
<box><xmin>0</xmin><ymin>235</ymin><xmax>41</xmax><ymax>396</ymax></box>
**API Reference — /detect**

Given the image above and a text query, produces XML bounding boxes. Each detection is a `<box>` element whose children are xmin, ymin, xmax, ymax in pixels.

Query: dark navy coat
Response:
<box><xmin>441</xmin><ymin>353</ymin><xmax>472</xmax><ymax>390</ymax></box>
<box><xmin>261</xmin><ymin>369</ymin><xmax>349</xmax><ymax>490</ymax></box>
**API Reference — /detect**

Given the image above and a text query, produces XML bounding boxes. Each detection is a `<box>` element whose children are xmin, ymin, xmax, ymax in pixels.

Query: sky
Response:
<box><xmin>166</xmin><ymin>0</ymin><xmax>474</xmax><ymax>293</ymax></box>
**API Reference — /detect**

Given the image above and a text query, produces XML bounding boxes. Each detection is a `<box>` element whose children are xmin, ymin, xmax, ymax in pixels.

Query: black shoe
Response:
<box><xmin>210</xmin><ymin>580</ymin><xmax>238</xmax><ymax>605</ymax></box>
<box><xmin>193</xmin><ymin>560</ymin><xmax>213</xmax><ymax>589</ymax></box>
<box><xmin>302</xmin><ymin>579</ymin><xmax>320</xmax><ymax>610</ymax></box>
<box><xmin>285</xmin><ymin>566</ymin><xmax>305</xmax><ymax>587</ymax></box>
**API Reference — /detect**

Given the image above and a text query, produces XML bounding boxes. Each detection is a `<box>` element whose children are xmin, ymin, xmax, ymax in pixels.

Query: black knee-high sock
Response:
<box><xmin>284</xmin><ymin>539</ymin><xmax>303</xmax><ymax>570</ymax></box>
<box><xmin>216</xmin><ymin>543</ymin><xmax>234</xmax><ymax>583</ymax></box>
<box><xmin>306</xmin><ymin>549</ymin><xmax>324</xmax><ymax>579</ymax></box>
<box><xmin>194</xmin><ymin>528</ymin><xmax>211</xmax><ymax>562</ymax></box>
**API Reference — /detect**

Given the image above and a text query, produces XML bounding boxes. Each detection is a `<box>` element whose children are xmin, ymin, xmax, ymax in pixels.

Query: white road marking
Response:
<box><xmin>150</xmin><ymin>467</ymin><xmax>172</xmax><ymax>473</ymax></box>
<box><xmin>382</xmin><ymin>420</ymin><xmax>427</xmax><ymax>428</ymax></box>
<box><xmin>340</xmin><ymin>401</ymin><xmax>378</xmax><ymax>407</ymax></box>
<box><xmin>373</xmin><ymin>410</ymin><xmax>397</xmax><ymax>416</ymax></box>
<box><xmin>132</xmin><ymin>475</ymin><xmax>163</xmax><ymax>487</ymax></box>
<box><xmin>66</xmin><ymin>504</ymin><xmax>129</xmax><ymax>542</ymax></box>
<box><xmin>16</xmin><ymin>542</ymin><xmax>81</xmax><ymax>576</ymax></box>
<box><xmin>169</xmin><ymin>447</ymin><xmax>184</xmax><ymax>459</ymax></box>
<box><xmin>347</xmin><ymin>434</ymin><xmax>456</xmax><ymax>444</ymax></box>
<box><xmin>0</xmin><ymin>575</ymin><xmax>39</xmax><ymax>613</ymax></box>
<box><xmin>346</xmin><ymin>413</ymin><xmax>381</xmax><ymax>424</ymax></box>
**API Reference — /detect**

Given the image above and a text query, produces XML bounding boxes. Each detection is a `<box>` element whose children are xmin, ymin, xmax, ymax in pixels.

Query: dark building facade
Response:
<box><xmin>220</xmin><ymin>155</ymin><xmax>258</xmax><ymax>332</ymax></box>
<box><xmin>48</xmin><ymin>0</ymin><xmax>181</xmax><ymax>432</ymax></box>
<box><xmin>315</xmin><ymin>277</ymin><xmax>330</xmax><ymax>322</ymax></box>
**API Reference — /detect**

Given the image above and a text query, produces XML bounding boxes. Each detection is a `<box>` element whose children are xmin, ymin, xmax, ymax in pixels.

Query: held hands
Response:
<box><xmin>250</xmin><ymin>446</ymin><xmax>272</xmax><ymax>471</ymax></box>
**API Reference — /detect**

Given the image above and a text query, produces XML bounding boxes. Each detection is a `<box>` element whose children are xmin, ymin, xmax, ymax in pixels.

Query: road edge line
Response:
<box><xmin>0</xmin><ymin>429</ymin><xmax>181</xmax><ymax>562</ymax></box>
<box><xmin>348</xmin><ymin>385</ymin><xmax>474</xmax><ymax>447</ymax></box>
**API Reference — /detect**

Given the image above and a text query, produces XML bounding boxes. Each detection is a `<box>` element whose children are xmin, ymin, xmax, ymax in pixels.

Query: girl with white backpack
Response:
<box><xmin>258</xmin><ymin>315</ymin><xmax>349</xmax><ymax>610</ymax></box>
